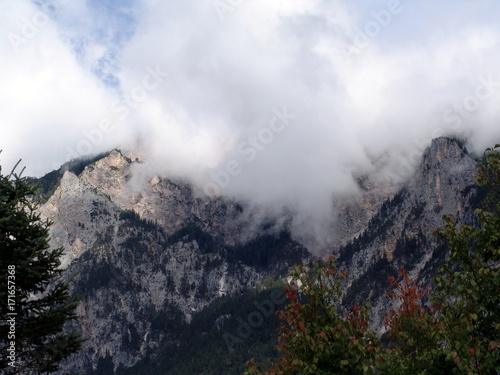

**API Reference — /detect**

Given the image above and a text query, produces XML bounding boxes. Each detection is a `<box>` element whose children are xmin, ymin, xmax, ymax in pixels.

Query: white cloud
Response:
<box><xmin>2</xmin><ymin>0</ymin><xmax>500</xmax><ymax>248</ymax></box>
<box><xmin>0</xmin><ymin>0</ymin><xmax>133</xmax><ymax>175</ymax></box>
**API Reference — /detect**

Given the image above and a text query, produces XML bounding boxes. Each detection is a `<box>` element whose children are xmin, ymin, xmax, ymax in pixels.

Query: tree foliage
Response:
<box><xmin>382</xmin><ymin>270</ymin><xmax>453</xmax><ymax>374</ymax></box>
<box><xmin>431</xmin><ymin>143</ymin><xmax>500</xmax><ymax>374</ymax></box>
<box><xmin>245</xmin><ymin>258</ymin><xmax>382</xmax><ymax>375</ymax></box>
<box><xmin>247</xmin><ymin>145</ymin><xmax>500</xmax><ymax>375</ymax></box>
<box><xmin>0</xmin><ymin>163</ymin><xmax>83</xmax><ymax>374</ymax></box>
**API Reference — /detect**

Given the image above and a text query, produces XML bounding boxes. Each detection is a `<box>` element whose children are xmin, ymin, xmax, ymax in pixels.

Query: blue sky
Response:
<box><xmin>1</xmin><ymin>0</ymin><xmax>500</xmax><ymax>240</ymax></box>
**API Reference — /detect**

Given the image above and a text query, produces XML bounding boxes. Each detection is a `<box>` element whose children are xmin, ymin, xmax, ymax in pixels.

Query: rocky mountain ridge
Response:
<box><xmin>32</xmin><ymin>137</ymin><xmax>480</xmax><ymax>374</ymax></box>
<box><xmin>339</xmin><ymin>137</ymin><xmax>478</xmax><ymax>328</ymax></box>
<box><xmin>37</xmin><ymin>150</ymin><xmax>308</xmax><ymax>373</ymax></box>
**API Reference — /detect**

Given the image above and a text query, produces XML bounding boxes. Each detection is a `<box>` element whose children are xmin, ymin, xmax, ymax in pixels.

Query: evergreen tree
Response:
<box><xmin>0</xmin><ymin>161</ymin><xmax>83</xmax><ymax>374</ymax></box>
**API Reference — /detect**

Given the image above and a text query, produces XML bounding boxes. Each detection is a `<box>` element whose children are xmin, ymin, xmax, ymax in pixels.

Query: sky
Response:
<box><xmin>1</xmin><ymin>0</ymin><xmax>500</xmax><ymax>248</ymax></box>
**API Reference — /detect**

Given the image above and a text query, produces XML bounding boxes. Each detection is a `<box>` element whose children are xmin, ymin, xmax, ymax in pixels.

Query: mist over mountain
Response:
<box><xmin>23</xmin><ymin>136</ymin><xmax>483</xmax><ymax>374</ymax></box>
<box><xmin>1</xmin><ymin>1</ymin><xmax>500</xmax><ymax>373</ymax></box>
<box><xmin>2</xmin><ymin>1</ymin><xmax>500</xmax><ymax>241</ymax></box>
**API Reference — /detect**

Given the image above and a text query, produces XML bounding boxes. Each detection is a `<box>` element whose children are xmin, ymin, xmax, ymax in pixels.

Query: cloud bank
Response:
<box><xmin>1</xmin><ymin>0</ymin><xmax>500</xmax><ymax>247</ymax></box>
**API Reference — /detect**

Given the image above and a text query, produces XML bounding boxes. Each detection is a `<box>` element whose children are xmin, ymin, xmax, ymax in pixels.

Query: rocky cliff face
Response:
<box><xmin>338</xmin><ymin>137</ymin><xmax>478</xmax><ymax>328</ymax></box>
<box><xmin>38</xmin><ymin>150</ymin><xmax>308</xmax><ymax>374</ymax></box>
<box><xmin>35</xmin><ymin>137</ymin><xmax>480</xmax><ymax>374</ymax></box>
<box><xmin>41</xmin><ymin>149</ymin><xmax>257</xmax><ymax>263</ymax></box>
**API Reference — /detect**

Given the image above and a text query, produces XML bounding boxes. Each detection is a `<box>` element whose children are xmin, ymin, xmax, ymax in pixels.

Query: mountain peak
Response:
<box><xmin>425</xmin><ymin>137</ymin><xmax>469</xmax><ymax>165</ymax></box>
<box><xmin>411</xmin><ymin>136</ymin><xmax>476</xmax><ymax>220</ymax></box>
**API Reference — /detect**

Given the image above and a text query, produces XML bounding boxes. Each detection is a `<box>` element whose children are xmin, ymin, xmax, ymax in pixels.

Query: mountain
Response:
<box><xmin>37</xmin><ymin>150</ymin><xmax>308</xmax><ymax>374</ymax></box>
<box><xmin>32</xmin><ymin>137</ymin><xmax>480</xmax><ymax>374</ymax></box>
<box><xmin>338</xmin><ymin>137</ymin><xmax>479</xmax><ymax>328</ymax></box>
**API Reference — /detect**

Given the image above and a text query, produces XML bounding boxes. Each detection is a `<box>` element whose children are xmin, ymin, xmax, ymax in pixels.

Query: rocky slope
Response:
<box><xmin>338</xmin><ymin>137</ymin><xmax>479</xmax><ymax>328</ymax></box>
<box><xmin>38</xmin><ymin>151</ymin><xmax>308</xmax><ymax>374</ymax></box>
<box><xmin>33</xmin><ymin>137</ymin><xmax>480</xmax><ymax>374</ymax></box>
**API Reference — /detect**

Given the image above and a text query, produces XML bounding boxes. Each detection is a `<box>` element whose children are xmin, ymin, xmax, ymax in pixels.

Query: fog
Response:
<box><xmin>2</xmin><ymin>0</ymin><xmax>500</xmax><ymax>248</ymax></box>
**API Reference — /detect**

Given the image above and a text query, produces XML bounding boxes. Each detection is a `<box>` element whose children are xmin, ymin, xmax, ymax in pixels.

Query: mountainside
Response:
<box><xmin>33</xmin><ymin>137</ymin><xmax>481</xmax><ymax>374</ymax></box>
<box><xmin>338</xmin><ymin>137</ymin><xmax>479</xmax><ymax>328</ymax></box>
<box><xmin>37</xmin><ymin>151</ymin><xmax>309</xmax><ymax>374</ymax></box>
